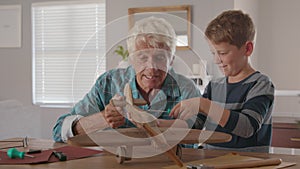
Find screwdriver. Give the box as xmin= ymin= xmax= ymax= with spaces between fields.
xmin=7 ymin=148 xmax=34 ymax=159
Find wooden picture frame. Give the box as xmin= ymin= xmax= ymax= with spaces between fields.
xmin=128 ymin=5 xmax=191 ymax=50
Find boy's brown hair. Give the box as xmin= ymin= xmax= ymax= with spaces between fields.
xmin=205 ymin=10 xmax=255 ymax=49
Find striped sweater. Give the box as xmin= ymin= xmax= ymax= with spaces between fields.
xmin=195 ymin=71 xmax=275 ymax=150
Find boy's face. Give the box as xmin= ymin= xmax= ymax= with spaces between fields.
xmin=209 ymin=41 xmax=249 ymax=77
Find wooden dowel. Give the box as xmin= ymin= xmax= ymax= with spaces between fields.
xmin=142 ymin=123 xmax=184 ymax=167
xmin=214 ymin=158 xmax=282 ymax=169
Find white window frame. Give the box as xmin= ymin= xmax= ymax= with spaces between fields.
xmin=32 ymin=0 xmax=106 ymax=108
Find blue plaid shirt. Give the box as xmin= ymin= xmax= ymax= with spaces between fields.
xmin=53 ymin=66 xmax=201 ymax=142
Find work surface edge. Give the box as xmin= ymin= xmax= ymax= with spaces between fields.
xmin=0 ymin=138 xmax=299 ymax=169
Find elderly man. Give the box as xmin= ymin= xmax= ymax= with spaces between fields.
xmin=52 ymin=17 xmax=201 ymax=143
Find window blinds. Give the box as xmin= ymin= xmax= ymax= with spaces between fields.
xmin=32 ymin=1 xmax=106 ymax=107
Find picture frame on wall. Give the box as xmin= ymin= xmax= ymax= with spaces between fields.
xmin=0 ymin=5 xmax=21 ymax=48
xmin=128 ymin=5 xmax=191 ymax=50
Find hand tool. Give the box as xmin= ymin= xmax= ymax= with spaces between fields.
xmin=7 ymin=148 xmax=34 ymax=159
xmin=53 ymin=150 xmax=67 ymax=161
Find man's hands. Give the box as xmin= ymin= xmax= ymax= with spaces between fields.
xmin=72 ymin=94 xmax=128 ymax=136
xmin=104 ymin=95 xmax=126 ymax=128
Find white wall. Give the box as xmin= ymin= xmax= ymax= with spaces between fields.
xmin=257 ymin=0 xmax=300 ymax=90
xmin=256 ymin=0 xmax=300 ymax=117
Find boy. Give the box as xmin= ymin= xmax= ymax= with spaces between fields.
xmin=170 ymin=10 xmax=275 ymax=152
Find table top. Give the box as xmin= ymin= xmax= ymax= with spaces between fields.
xmin=68 ymin=128 xmax=232 ymax=146
xmin=0 ymin=138 xmax=299 ymax=169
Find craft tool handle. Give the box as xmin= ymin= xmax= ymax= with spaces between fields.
xmin=7 ymin=148 xmax=34 ymax=159
xmin=53 ymin=151 xmax=67 ymax=161
xmin=27 ymin=149 xmax=42 ymax=154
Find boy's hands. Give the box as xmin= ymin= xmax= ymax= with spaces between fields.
xmin=170 ymin=97 xmax=230 ymax=128
xmin=169 ymin=97 xmax=202 ymax=120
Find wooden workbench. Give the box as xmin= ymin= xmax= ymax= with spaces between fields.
xmin=0 ymin=138 xmax=298 ymax=169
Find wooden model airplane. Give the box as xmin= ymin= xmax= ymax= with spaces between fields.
xmin=68 ymin=83 xmax=232 ymax=167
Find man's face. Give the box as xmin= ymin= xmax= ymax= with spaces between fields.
xmin=130 ymin=45 xmax=172 ymax=93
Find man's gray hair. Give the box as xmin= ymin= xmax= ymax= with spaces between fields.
xmin=127 ymin=16 xmax=177 ymax=58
